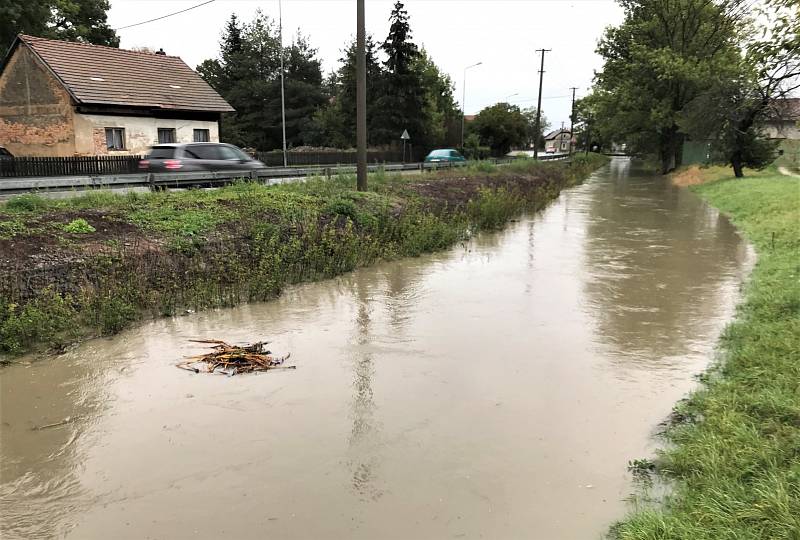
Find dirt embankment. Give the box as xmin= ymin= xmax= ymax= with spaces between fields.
xmin=0 ymin=155 xmax=608 ymax=355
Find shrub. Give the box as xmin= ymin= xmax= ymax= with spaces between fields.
xmin=5 ymin=194 xmax=48 ymax=212
xmin=63 ymin=218 xmax=96 ymax=234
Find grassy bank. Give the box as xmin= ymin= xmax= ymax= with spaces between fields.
xmin=0 ymin=155 xmax=608 ymax=356
xmin=613 ymin=168 xmax=800 ymax=538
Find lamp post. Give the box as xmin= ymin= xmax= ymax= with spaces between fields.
xmin=279 ymin=0 xmax=288 ymax=168
xmin=505 ymin=92 xmax=519 ymax=101
xmin=461 ymin=61 xmax=482 ymax=150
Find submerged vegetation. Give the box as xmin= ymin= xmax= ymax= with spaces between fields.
xmin=0 ymin=155 xmax=608 ymax=355
xmin=614 ymin=168 xmax=800 ymax=538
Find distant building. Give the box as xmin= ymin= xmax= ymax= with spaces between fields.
xmin=0 ymin=35 xmax=234 ymax=157
xmin=543 ymin=128 xmax=571 ymax=153
xmin=764 ymin=98 xmax=800 ymax=140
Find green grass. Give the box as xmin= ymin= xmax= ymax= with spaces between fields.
xmin=613 ymin=171 xmax=800 ymax=539
xmin=0 ymin=155 xmax=609 ymax=355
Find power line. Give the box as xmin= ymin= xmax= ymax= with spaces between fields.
xmin=115 ymin=0 xmax=216 ymax=30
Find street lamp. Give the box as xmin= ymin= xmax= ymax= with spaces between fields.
xmin=505 ymin=92 xmax=519 ymax=101
xmin=461 ymin=61 xmax=482 ymax=149
xmin=279 ymin=0 xmax=288 ymax=168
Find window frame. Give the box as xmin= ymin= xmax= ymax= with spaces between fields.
xmin=193 ymin=129 xmax=210 ymax=142
xmin=157 ymin=128 xmax=176 ymax=144
xmin=105 ymin=127 xmax=125 ymax=151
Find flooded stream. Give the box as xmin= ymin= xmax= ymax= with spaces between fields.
xmin=1 ymin=158 xmax=754 ymax=539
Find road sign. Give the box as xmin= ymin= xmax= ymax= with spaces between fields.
xmin=401 ymin=129 xmax=410 ymax=140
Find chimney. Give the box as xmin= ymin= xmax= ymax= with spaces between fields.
xmin=155 ymin=48 xmax=166 ymax=55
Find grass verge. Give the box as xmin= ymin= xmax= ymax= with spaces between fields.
xmin=0 ymin=154 xmax=608 ymax=356
xmin=612 ymin=168 xmax=800 ymax=538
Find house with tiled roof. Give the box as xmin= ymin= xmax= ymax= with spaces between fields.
xmin=543 ymin=128 xmax=572 ymax=153
xmin=0 ymin=35 xmax=234 ymax=157
xmin=764 ymin=98 xmax=800 ymax=140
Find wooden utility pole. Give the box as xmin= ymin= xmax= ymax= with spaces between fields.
xmin=356 ymin=0 xmax=367 ymax=191
xmin=533 ymin=49 xmax=551 ymax=160
xmin=569 ymin=87 xmax=577 ymax=156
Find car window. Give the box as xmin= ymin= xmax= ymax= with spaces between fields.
xmin=449 ymin=150 xmax=462 ymax=158
xmin=429 ymin=150 xmax=449 ymax=158
xmin=148 ymin=146 xmax=175 ymax=159
xmin=227 ymin=146 xmax=251 ymax=161
xmin=218 ymin=146 xmax=240 ymax=160
xmin=185 ymin=145 xmax=219 ymax=160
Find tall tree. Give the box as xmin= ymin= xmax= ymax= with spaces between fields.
xmin=329 ymin=35 xmax=384 ymax=146
xmin=1 ymin=0 xmax=118 ymax=53
xmin=593 ymin=0 xmax=744 ymax=173
xmin=373 ymin=1 xmax=430 ymax=147
xmin=197 ymin=11 xmax=326 ymax=150
xmin=414 ymin=48 xmax=461 ymax=148
xmin=522 ymin=107 xmax=550 ymax=149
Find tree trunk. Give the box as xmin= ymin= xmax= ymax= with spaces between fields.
xmin=659 ymin=125 xmax=680 ymax=174
xmin=731 ymin=154 xmax=744 ymax=178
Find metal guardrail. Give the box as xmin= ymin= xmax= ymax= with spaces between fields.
xmin=0 ymin=155 xmax=569 ymax=195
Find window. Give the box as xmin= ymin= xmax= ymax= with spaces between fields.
xmin=185 ymin=144 xmax=220 ymax=159
xmin=157 ymin=128 xmax=176 ymax=144
xmin=193 ymin=129 xmax=210 ymax=142
xmin=105 ymin=128 xmax=125 ymax=150
xmin=218 ymin=145 xmax=241 ymax=160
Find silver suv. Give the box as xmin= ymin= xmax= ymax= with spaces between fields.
xmin=139 ymin=143 xmax=266 ymax=172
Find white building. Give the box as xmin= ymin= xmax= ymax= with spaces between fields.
xmin=543 ymin=128 xmax=572 ymax=153
xmin=0 ymin=34 xmax=234 ymax=157
xmin=764 ymin=98 xmax=800 ymax=140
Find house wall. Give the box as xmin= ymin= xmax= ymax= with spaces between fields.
xmin=0 ymin=44 xmax=76 ymax=156
xmin=545 ymin=133 xmax=571 ymax=152
xmin=73 ymin=114 xmax=220 ymax=155
xmin=764 ymin=120 xmax=800 ymax=140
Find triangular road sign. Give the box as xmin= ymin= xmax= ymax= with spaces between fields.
xmin=401 ymin=129 xmax=411 ymax=140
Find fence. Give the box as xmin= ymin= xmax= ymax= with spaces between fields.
xmin=255 ymin=150 xmax=409 ymax=167
xmin=0 ymin=155 xmax=143 ymax=178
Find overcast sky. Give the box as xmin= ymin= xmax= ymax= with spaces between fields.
xmin=107 ymin=0 xmax=625 ymax=128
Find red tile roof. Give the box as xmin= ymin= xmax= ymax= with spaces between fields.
xmin=16 ymin=35 xmax=234 ymax=113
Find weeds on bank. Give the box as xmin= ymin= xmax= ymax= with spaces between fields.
xmin=0 ymin=155 xmax=610 ymax=355
xmin=613 ymin=173 xmax=800 ymax=539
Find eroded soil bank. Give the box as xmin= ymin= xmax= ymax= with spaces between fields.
xmin=0 ymin=156 xmax=606 ymax=355
xmin=0 ymin=158 xmax=755 ymax=539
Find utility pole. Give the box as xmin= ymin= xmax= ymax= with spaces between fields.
xmin=533 ymin=48 xmax=551 ymax=160
xmin=279 ymin=0 xmax=288 ymax=168
xmin=461 ymin=62 xmax=482 ymax=150
xmin=356 ymin=0 xmax=367 ymax=191
xmin=569 ymin=87 xmax=577 ymax=156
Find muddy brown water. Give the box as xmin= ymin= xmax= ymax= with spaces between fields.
xmin=1 ymin=158 xmax=754 ymax=539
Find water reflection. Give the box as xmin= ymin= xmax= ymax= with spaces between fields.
xmin=347 ymin=271 xmax=382 ymax=502
xmin=580 ymin=160 xmax=752 ymax=368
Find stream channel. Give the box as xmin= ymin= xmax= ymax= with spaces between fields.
xmin=0 ymin=157 xmax=754 ymax=539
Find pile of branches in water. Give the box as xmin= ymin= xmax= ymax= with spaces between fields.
xmin=177 ymin=339 xmax=293 ymax=376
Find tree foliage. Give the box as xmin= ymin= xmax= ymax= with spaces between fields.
xmin=592 ymin=0 xmax=799 ymax=176
xmin=592 ymin=0 xmax=744 ymax=173
xmin=200 ymin=2 xmax=459 ymax=154
xmin=680 ymin=0 xmax=799 ymax=176
xmin=472 ymin=103 xmax=528 ymax=156
xmin=1 ymin=0 xmax=118 ymax=53
xmin=197 ymin=11 xmax=325 ymax=150
xmin=522 ymin=107 xmax=550 ymax=149
xmin=371 ymin=1 xmax=429 ymax=146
